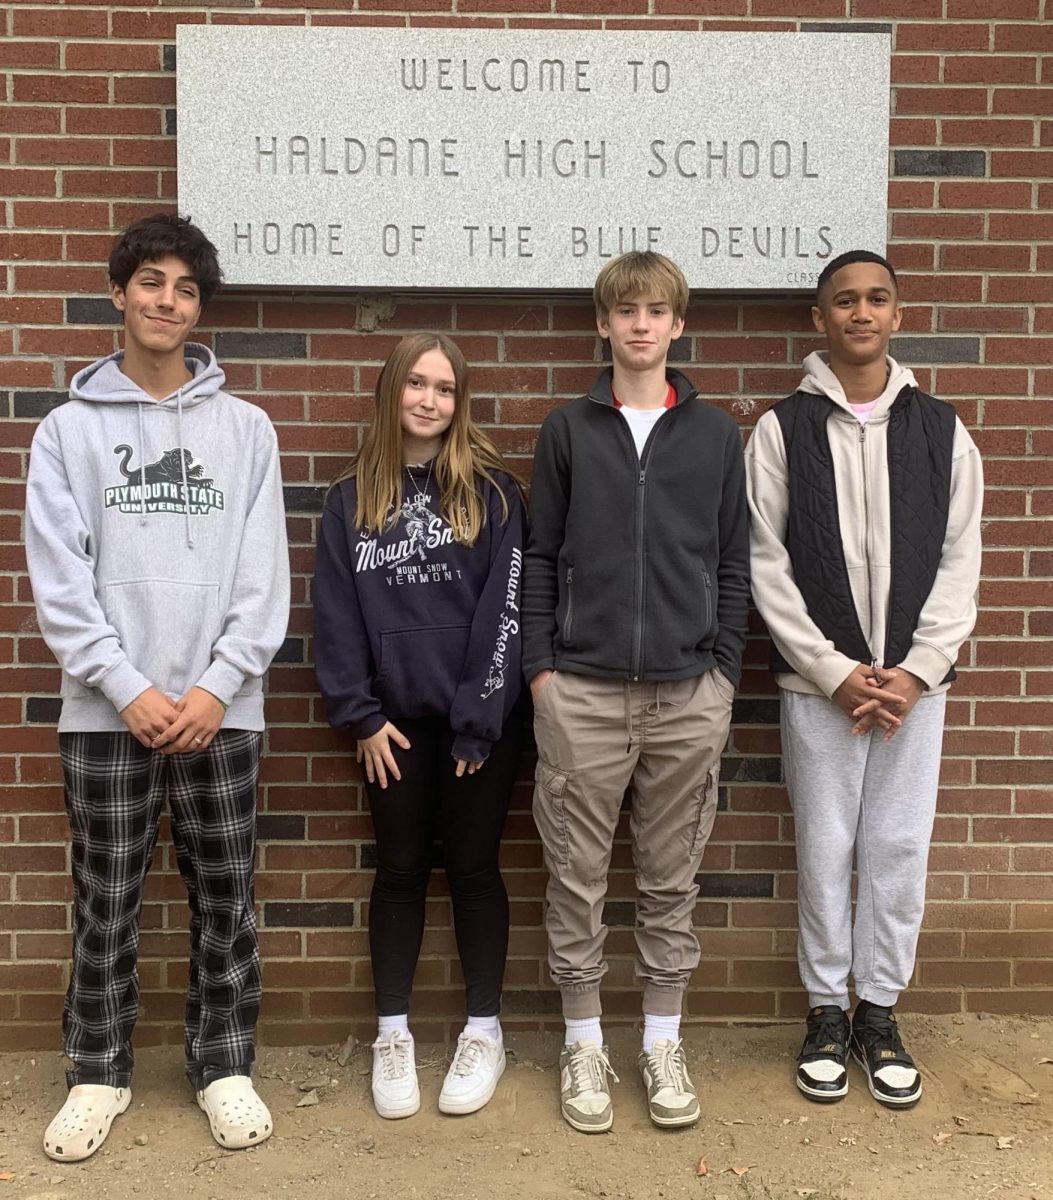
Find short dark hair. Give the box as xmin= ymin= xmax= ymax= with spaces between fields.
xmin=816 ymin=250 xmax=897 ymax=302
xmin=109 ymin=213 xmax=223 ymax=305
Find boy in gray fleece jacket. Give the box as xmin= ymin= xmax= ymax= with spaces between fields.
xmin=25 ymin=214 xmax=289 ymax=1161
xmin=746 ymin=250 xmax=983 ymax=1110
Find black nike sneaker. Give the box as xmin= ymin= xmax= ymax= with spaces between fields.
xmin=795 ymin=1005 xmax=851 ymax=1102
xmin=851 ymin=1003 xmax=922 ymax=1108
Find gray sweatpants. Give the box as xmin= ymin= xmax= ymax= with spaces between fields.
xmin=780 ymin=690 xmax=947 ymax=1010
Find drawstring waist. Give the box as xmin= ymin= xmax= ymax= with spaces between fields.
xmin=624 ymin=681 xmax=666 ymax=753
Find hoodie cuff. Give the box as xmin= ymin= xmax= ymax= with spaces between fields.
xmin=451 ymin=732 xmax=493 ymax=765
xmin=195 ymin=659 xmax=246 ymax=708
xmin=348 ymin=712 xmax=387 ymax=741
xmin=898 ymin=643 xmax=952 ymax=692
xmin=99 ymin=661 xmax=155 ymax=715
xmin=807 ymin=649 xmax=860 ymax=700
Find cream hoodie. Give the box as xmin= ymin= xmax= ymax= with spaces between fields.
xmin=745 ymin=353 xmax=983 ymax=698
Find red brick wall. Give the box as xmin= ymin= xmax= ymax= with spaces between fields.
xmin=2 ymin=0 xmax=1051 ymax=1049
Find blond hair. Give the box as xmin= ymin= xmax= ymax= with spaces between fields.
xmin=331 ymin=333 xmax=521 ymax=545
xmin=593 ymin=251 xmax=690 ymax=323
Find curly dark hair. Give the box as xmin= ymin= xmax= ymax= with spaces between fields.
xmin=108 ymin=213 xmax=223 ymax=305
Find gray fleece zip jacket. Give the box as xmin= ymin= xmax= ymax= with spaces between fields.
xmin=25 ymin=344 xmax=290 ymax=732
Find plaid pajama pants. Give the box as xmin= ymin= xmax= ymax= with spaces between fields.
xmin=58 ymin=729 xmax=263 ymax=1091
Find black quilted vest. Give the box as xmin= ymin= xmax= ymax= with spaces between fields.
xmin=770 ymin=386 xmax=957 ymax=683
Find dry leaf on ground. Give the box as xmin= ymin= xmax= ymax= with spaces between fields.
xmin=696 ymin=1158 xmax=708 ymax=1177
xmin=933 ymin=1131 xmax=954 ymax=1145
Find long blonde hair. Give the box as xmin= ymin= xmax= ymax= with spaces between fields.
xmin=332 ymin=333 xmax=521 ymax=545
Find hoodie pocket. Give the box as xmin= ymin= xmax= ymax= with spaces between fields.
xmin=375 ymin=623 xmax=471 ymax=718
xmin=101 ymin=578 xmax=221 ymax=699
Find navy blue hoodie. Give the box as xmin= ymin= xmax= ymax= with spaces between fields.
xmin=314 ymin=465 xmax=525 ymax=763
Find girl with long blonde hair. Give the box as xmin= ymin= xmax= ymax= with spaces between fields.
xmin=314 ymin=333 xmax=526 ymax=1121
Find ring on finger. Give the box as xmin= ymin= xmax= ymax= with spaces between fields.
xmin=193 ymin=736 xmax=203 ymax=746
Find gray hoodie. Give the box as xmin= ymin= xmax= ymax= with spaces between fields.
xmin=746 ymin=352 xmax=983 ymax=698
xmin=25 ymin=344 xmax=290 ymax=732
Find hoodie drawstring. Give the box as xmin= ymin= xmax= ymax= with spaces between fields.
xmin=136 ymin=402 xmax=147 ymax=526
xmin=175 ymin=387 xmax=194 ymax=548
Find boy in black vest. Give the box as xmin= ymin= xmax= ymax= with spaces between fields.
xmin=746 ymin=250 xmax=982 ymax=1108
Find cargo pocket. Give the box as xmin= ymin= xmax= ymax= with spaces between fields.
xmin=532 ymin=758 xmax=570 ymax=866
xmin=690 ymin=765 xmax=720 ymax=857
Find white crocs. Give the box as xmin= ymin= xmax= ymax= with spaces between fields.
xmin=43 ymin=1084 xmax=131 ymax=1162
xmin=196 ymin=1075 xmax=273 ymax=1149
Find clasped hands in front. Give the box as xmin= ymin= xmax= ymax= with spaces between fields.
xmin=832 ymin=663 xmax=926 ymax=741
xmin=120 ymin=685 xmax=225 ymax=754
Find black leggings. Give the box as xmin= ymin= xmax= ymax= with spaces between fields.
xmin=365 ymin=715 xmax=523 ymax=1017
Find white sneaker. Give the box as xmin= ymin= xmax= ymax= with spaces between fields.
xmin=438 ymin=1031 xmax=506 ymax=1115
xmin=371 ymin=1030 xmax=420 ymax=1119
xmin=559 ymin=1041 xmax=618 ymax=1133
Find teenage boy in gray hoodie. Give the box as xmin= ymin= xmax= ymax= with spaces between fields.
xmin=746 ymin=250 xmax=983 ymax=1109
xmin=25 ymin=214 xmax=290 ymax=1160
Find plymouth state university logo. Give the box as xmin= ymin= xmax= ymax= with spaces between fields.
xmin=103 ymin=445 xmax=224 ymax=515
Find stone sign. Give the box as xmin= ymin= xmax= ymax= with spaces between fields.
xmin=176 ymin=28 xmax=890 ymax=292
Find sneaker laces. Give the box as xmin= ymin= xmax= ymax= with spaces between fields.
xmin=647 ymin=1039 xmax=689 ymax=1092
xmin=569 ymin=1043 xmax=619 ymax=1095
xmin=804 ymin=1008 xmax=849 ymax=1054
xmin=448 ymin=1032 xmax=488 ymax=1079
xmin=856 ymin=1009 xmax=912 ymax=1063
xmin=375 ymin=1032 xmax=413 ymax=1081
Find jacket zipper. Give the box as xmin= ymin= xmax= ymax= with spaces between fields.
xmin=701 ymin=567 xmax=713 ymax=636
xmin=858 ymin=423 xmax=874 ymax=656
xmin=562 ymin=567 xmax=575 ymax=642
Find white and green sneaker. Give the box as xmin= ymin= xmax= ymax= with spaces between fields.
xmin=638 ymin=1039 xmax=700 ymax=1128
xmin=559 ymin=1041 xmax=618 ymax=1133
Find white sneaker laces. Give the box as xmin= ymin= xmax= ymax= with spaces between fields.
xmin=376 ymin=1032 xmax=413 ymax=1081
xmin=569 ymin=1043 xmax=619 ymax=1094
xmin=449 ymin=1032 xmax=487 ymax=1078
xmin=649 ymin=1039 xmax=689 ymax=1092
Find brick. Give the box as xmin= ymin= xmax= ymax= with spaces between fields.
xmin=16 ymin=138 xmax=110 ymax=167
xmin=995 ymin=87 xmax=1053 ymax=115
xmin=895 ymin=23 xmax=992 ymax=51
xmin=945 ymin=54 xmax=1037 ymax=84
xmin=801 ymin=20 xmax=891 ymax=32
xmin=940 ymin=181 xmax=1033 ymax=209
xmin=893 ymin=213 xmax=985 ymax=240
xmin=13 ymin=9 xmax=108 ymax=37
xmin=13 ymin=75 xmax=108 ymax=104
xmin=995 ymin=22 xmax=1053 ymax=52
xmin=111 ymin=10 xmax=208 ymax=38
xmin=942 ymin=118 xmax=1035 ymax=146
xmin=891 ymin=336 xmax=980 ymax=364
xmin=65 ymin=42 xmax=161 ymax=71
xmin=940 ymin=243 xmax=1031 ymax=272
xmin=893 ymin=149 xmax=985 ymax=177
xmin=896 ymin=87 xmax=988 ymax=115
xmin=940 ymin=307 xmax=1027 ymax=333
xmin=0 ymin=41 xmax=60 ymax=68
xmin=215 ymin=333 xmax=308 ymax=359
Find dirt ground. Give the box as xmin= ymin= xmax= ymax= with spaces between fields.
xmin=1 ymin=1015 xmax=1050 ymax=1200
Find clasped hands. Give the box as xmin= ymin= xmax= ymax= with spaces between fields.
xmin=832 ymin=663 xmax=926 ymax=741
xmin=119 ymin=685 xmax=225 ymax=754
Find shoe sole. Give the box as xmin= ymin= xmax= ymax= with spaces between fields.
xmin=649 ymin=1103 xmax=700 ymax=1128
xmin=795 ymin=1074 xmax=848 ymax=1103
xmin=373 ymin=1093 xmax=421 ymax=1120
xmin=438 ymin=1055 xmax=506 ymax=1115
xmin=851 ymin=1047 xmax=922 ymax=1108
xmin=561 ymin=1106 xmax=614 ymax=1134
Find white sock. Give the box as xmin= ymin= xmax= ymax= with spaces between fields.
xmin=465 ymin=1015 xmax=501 ymax=1041
xmin=377 ymin=1014 xmax=410 ymax=1040
xmin=565 ymin=1017 xmax=603 ymax=1048
xmin=642 ymin=1013 xmax=681 ymax=1054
